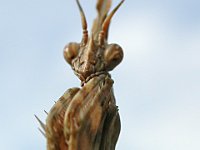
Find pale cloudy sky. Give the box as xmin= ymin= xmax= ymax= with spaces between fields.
xmin=0 ymin=0 xmax=200 ymax=150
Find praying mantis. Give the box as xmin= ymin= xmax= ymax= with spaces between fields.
xmin=36 ymin=0 xmax=124 ymax=149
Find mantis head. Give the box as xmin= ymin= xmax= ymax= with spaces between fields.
xmin=63 ymin=0 xmax=124 ymax=82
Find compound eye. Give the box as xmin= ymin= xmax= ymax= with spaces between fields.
xmin=104 ymin=44 xmax=123 ymax=71
xmin=63 ymin=42 xmax=80 ymax=64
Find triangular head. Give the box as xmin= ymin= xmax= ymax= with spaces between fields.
xmin=63 ymin=0 xmax=124 ymax=83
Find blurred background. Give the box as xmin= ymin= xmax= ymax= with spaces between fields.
xmin=0 ymin=0 xmax=200 ymax=149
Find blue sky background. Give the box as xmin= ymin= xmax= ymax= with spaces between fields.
xmin=0 ymin=0 xmax=200 ymax=149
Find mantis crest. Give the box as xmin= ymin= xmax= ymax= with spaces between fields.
xmin=36 ymin=0 xmax=124 ymax=149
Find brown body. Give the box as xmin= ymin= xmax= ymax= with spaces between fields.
xmin=46 ymin=74 xmax=120 ymax=150
xmin=36 ymin=0 xmax=124 ymax=149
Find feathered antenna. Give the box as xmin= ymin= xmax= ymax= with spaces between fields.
xmin=76 ymin=0 xmax=88 ymax=45
xmin=99 ymin=0 xmax=124 ymax=45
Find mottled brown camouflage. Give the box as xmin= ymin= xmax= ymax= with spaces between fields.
xmin=36 ymin=0 xmax=124 ymax=150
